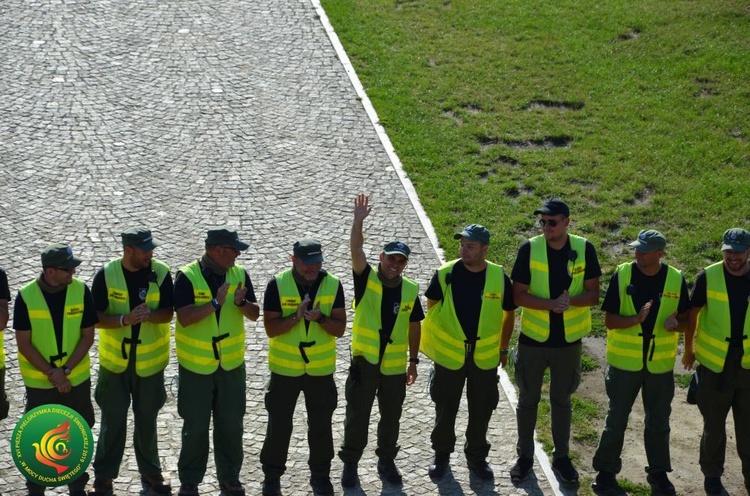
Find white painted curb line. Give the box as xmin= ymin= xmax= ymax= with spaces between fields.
xmin=310 ymin=1 xmax=561 ymax=494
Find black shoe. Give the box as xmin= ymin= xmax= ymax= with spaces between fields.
xmin=141 ymin=474 xmax=171 ymax=495
xmin=377 ymin=458 xmax=403 ymax=485
xmin=310 ymin=475 xmax=334 ymax=496
xmin=510 ymin=456 xmax=533 ymax=483
xmin=341 ymin=462 xmax=358 ymax=488
xmin=467 ymin=459 xmax=494 ymax=480
xmin=428 ymin=452 xmax=450 ymax=479
xmin=261 ymin=478 xmax=281 ymax=496
xmin=219 ymin=481 xmax=245 ymax=496
xmin=647 ymin=472 xmax=676 ymax=496
xmin=592 ymin=471 xmax=619 ymax=494
xmin=177 ymin=483 xmax=199 ymax=496
xmin=89 ymin=479 xmax=113 ymax=496
xmin=70 ymin=491 xmax=88 ymax=496
xmin=704 ymin=477 xmax=724 ymax=496
xmin=552 ymin=456 xmax=579 ymax=485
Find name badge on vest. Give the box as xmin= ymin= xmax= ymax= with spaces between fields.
xmin=66 ymin=305 xmax=84 ymax=318
xmin=138 ymin=287 xmax=148 ymax=302
xmin=108 ymin=289 xmax=127 ymax=304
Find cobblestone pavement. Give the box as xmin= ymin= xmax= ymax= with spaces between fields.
xmin=0 ymin=1 xmax=552 ymax=494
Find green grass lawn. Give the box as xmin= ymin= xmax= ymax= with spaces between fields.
xmin=321 ymin=0 xmax=750 ymax=281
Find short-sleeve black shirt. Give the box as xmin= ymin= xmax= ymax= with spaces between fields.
xmin=173 ymin=261 xmax=257 ymax=324
xmin=690 ymin=266 xmax=750 ymax=359
xmin=0 ymin=268 xmax=10 ymax=301
xmin=353 ymin=264 xmax=425 ymax=356
xmin=511 ymin=237 xmax=602 ymax=348
xmin=263 ymin=269 xmax=346 ymax=334
xmin=601 ymin=262 xmax=690 ymax=361
xmin=14 ymin=278 xmax=99 ymax=355
xmin=424 ymin=260 xmax=516 ymax=342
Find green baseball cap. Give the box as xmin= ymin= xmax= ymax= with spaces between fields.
xmin=121 ymin=227 xmax=160 ymax=251
xmin=628 ymin=229 xmax=666 ymax=252
xmin=294 ymin=238 xmax=324 ymax=264
xmin=205 ymin=227 xmax=249 ymax=251
xmin=382 ymin=241 xmax=410 ymax=260
xmin=41 ymin=243 xmax=82 ymax=269
xmin=721 ymin=228 xmax=750 ymax=252
xmin=454 ymin=224 xmax=490 ymax=245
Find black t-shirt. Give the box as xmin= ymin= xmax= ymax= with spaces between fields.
xmin=353 ymin=264 xmax=425 ymax=356
xmin=263 ymin=269 xmax=346 ymax=334
xmin=91 ymin=261 xmax=174 ymax=358
xmin=601 ymin=262 xmax=690 ymax=361
xmin=690 ymin=266 xmax=750 ymax=359
xmin=511 ymin=237 xmax=602 ymax=348
xmin=424 ymin=260 xmax=516 ymax=342
xmin=14 ymin=278 xmax=99 ymax=357
xmin=174 ymin=261 xmax=257 ymax=324
xmin=0 ymin=268 xmax=10 ymax=301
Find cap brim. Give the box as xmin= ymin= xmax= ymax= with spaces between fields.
xmin=58 ymin=257 xmax=83 ymax=269
xmin=136 ymin=240 xmax=159 ymax=251
xmin=232 ymin=241 xmax=250 ymax=251
xmin=382 ymin=250 xmax=409 ymax=260
xmin=533 ymin=209 xmax=547 ymax=215
xmin=300 ymin=254 xmax=324 ymax=264
xmin=722 ymin=243 xmax=750 ymax=252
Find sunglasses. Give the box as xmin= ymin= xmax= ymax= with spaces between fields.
xmin=539 ymin=219 xmax=562 ymax=227
xmin=54 ymin=267 xmax=76 ymax=273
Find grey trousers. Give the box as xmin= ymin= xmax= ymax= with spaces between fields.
xmin=514 ymin=342 xmax=582 ymax=459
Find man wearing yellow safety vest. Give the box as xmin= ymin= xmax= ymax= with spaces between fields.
xmin=260 ymin=239 xmax=346 ymax=496
xmin=510 ymin=199 xmax=601 ymax=485
xmin=89 ymin=228 xmax=175 ymax=496
xmin=422 ymin=224 xmax=516 ymax=481
xmin=14 ymin=243 xmax=98 ymax=496
xmin=0 ymin=267 xmax=10 ymax=422
xmin=339 ymin=194 xmax=424 ymax=489
xmin=683 ymin=228 xmax=750 ymax=496
xmin=173 ymin=227 xmax=259 ymax=496
xmin=592 ymin=230 xmax=689 ymax=496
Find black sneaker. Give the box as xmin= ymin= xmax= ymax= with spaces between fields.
xmin=177 ymin=483 xmax=199 ymax=496
xmin=551 ymin=456 xmax=579 ymax=485
xmin=341 ymin=461 xmax=358 ymax=488
xmin=592 ymin=471 xmax=620 ymax=495
xmin=467 ymin=459 xmax=494 ymax=480
xmin=647 ymin=472 xmax=676 ymax=496
xmin=309 ymin=475 xmax=334 ymax=496
xmin=219 ymin=480 xmax=245 ymax=496
xmin=704 ymin=477 xmax=724 ymax=496
xmin=377 ymin=459 xmax=403 ymax=485
xmin=141 ymin=474 xmax=171 ymax=495
xmin=261 ymin=478 xmax=281 ymax=496
xmin=428 ymin=452 xmax=450 ymax=478
xmin=510 ymin=456 xmax=533 ymax=483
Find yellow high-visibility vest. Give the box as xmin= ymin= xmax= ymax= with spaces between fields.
xmin=18 ymin=279 xmax=90 ymax=388
xmin=520 ymin=234 xmax=591 ymax=342
xmin=98 ymin=259 xmax=171 ymax=377
xmin=351 ymin=269 xmax=419 ymax=375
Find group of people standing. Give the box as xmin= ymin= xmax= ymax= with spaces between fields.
xmin=0 ymin=195 xmax=748 ymax=496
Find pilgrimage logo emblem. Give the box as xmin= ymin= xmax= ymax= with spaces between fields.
xmin=11 ymin=404 xmax=92 ymax=486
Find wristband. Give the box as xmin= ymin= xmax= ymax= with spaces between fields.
xmin=408 ymin=357 xmax=419 ymax=364
xmin=211 ymin=298 xmax=222 ymax=310
xmin=119 ymin=314 xmax=127 ymax=327
xmin=62 ymin=365 xmax=72 ymax=376
xmin=500 ymin=349 xmax=509 ymax=355
xmin=317 ymin=314 xmax=327 ymax=325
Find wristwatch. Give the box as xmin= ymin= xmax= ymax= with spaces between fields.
xmin=408 ymin=357 xmax=419 ymax=364
xmin=317 ymin=314 xmax=327 ymax=325
xmin=62 ymin=365 xmax=72 ymax=376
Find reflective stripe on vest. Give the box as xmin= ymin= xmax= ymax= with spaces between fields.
xmin=351 ymin=269 xmax=419 ymax=375
xmin=420 ymin=259 xmax=504 ymax=370
xmin=606 ymin=262 xmax=681 ymax=373
xmin=268 ymin=269 xmax=339 ymax=376
xmin=520 ymin=234 xmax=591 ymax=342
xmin=18 ymin=279 xmax=90 ymax=388
xmin=98 ymin=259 xmax=171 ymax=376
xmin=175 ymin=261 xmax=246 ymax=374
xmin=0 ymin=332 xmax=4 ymax=367
xmin=695 ymin=262 xmax=750 ymax=373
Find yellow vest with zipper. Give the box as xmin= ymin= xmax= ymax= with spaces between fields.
xmin=606 ymin=262 xmax=682 ymax=373
xmin=18 ymin=278 xmax=90 ymax=388
xmin=520 ymin=234 xmax=591 ymax=343
xmin=268 ymin=269 xmax=339 ymax=377
xmin=98 ymin=259 xmax=171 ymax=376
xmin=175 ymin=261 xmax=246 ymax=374
xmin=351 ymin=268 xmax=419 ymax=375
xmin=420 ymin=259 xmax=505 ymax=370
xmin=695 ymin=262 xmax=750 ymax=373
